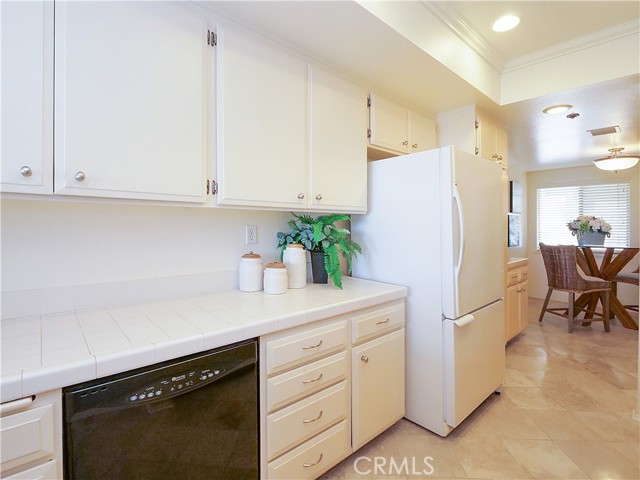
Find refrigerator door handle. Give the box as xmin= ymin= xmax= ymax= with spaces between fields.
xmin=453 ymin=185 xmax=465 ymax=278
xmin=452 ymin=314 xmax=474 ymax=327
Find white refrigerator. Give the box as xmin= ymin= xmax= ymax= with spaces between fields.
xmin=352 ymin=146 xmax=505 ymax=437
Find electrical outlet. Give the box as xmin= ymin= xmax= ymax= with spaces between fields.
xmin=245 ymin=225 xmax=257 ymax=244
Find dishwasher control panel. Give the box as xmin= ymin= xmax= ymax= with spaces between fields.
xmin=126 ymin=366 xmax=226 ymax=403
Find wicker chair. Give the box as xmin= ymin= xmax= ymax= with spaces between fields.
xmin=538 ymin=243 xmax=611 ymax=333
xmin=612 ymin=268 xmax=639 ymax=313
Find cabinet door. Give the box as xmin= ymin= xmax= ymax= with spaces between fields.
xmin=477 ymin=111 xmax=498 ymax=162
xmin=369 ymin=93 xmax=408 ymax=153
xmin=309 ymin=66 xmax=367 ymax=213
xmin=54 ymin=2 xmax=207 ymax=202
xmin=216 ymin=25 xmax=307 ymax=209
xmin=409 ymin=111 xmax=437 ymax=153
xmin=352 ymin=329 xmax=404 ymax=450
xmin=518 ymin=280 xmax=529 ymax=333
xmin=1 ymin=1 xmax=53 ymax=194
xmin=496 ymin=126 xmax=508 ymax=168
xmin=505 ymin=283 xmax=520 ymax=342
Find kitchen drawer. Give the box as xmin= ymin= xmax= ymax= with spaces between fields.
xmin=4 ymin=459 xmax=58 ymax=479
xmin=265 ymin=319 xmax=347 ymax=376
xmin=267 ymin=351 xmax=347 ymax=413
xmin=0 ymin=403 xmax=54 ymax=472
xmin=507 ymin=267 xmax=528 ymax=286
xmin=266 ymin=381 xmax=348 ymax=461
xmin=351 ymin=301 xmax=404 ymax=344
xmin=267 ymin=420 xmax=350 ymax=480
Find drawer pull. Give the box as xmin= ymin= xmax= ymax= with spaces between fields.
xmin=302 ymin=339 xmax=323 ymax=350
xmin=302 ymin=373 xmax=324 ymax=384
xmin=0 ymin=395 xmax=34 ymax=415
xmin=302 ymin=410 xmax=323 ymax=424
xmin=361 ymin=355 xmax=369 ymax=364
xmin=522 ymin=271 xmax=528 ymax=276
xmin=303 ymin=453 xmax=324 ymax=468
xmin=375 ymin=318 xmax=390 ymax=325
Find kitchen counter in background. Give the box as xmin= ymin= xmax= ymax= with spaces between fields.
xmin=0 ymin=277 xmax=406 ymax=403
xmin=507 ymin=257 xmax=528 ymax=268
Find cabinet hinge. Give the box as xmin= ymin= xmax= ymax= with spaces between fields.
xmin=211 ymin=180 xmax=218 ymax=195
xmin=474 ymin=120 xmax=479 ymax=129
xmin=475 ymin=147 xmax=479 ymax=155
xmin=206 ymin=179 xmax=210 ymax=195
xmin=367 ymin=128 xmax=371 ymax=139
xmin=367 ymin=95 xmax=371 ymax=108
xmin=207 ymin=30 xmax=217 ymax=47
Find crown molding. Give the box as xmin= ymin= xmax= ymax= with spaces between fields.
xmin=504 ymin=20 xmax=640 ymax=73
xmin=420 ymin=1 xmax=507 ymax=72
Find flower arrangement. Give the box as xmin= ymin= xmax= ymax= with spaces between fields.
xmin=567 ymin=215 xmax=612 ymax=238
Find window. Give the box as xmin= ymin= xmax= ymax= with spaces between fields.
xmin=537 ymin=182 xmax=631 ymax=247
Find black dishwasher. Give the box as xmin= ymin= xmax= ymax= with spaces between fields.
xmin=63 ymin=339 xmax=258 ymax=480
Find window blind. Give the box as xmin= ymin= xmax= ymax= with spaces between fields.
xmin=536 ymin=182 xmax=631 ymax=247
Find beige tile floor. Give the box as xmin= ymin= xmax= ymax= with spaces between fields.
xmin=322 ymin=298 xmax=639 ymax=479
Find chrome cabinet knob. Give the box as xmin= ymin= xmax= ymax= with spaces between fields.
xmin=315 ymin=194 xmax=322 ymax=201
xmin=297 ymin=193 xmax=305 ymax=200
xmin=412 ymin=144 xmax=418 ymax=149
xmin=75 ymin=171 xmax=86 ymax=182
xmin=402 ymin=140 xmax=408 ymax=146
xmin=361 ymin=355 xmax=369 ymax=364
xmin=20 ymin=166 xmax=32 ymax=177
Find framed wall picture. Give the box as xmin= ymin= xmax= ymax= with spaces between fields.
xmin=509 ymin=181 xmax=523 ymax=214
xmin=508 ymin=213 xmax=521 ymax=248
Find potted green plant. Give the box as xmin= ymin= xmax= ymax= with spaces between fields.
xmin=277 ymin=213 xmax=362 ymax=289
xmin=567 ymin=215 xmax=612 ymax=245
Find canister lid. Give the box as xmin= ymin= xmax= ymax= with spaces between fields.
xmin=242 ymin=252 xmax=261 ymax=259
xmin=265 ymin=262 xmax=286 ymax=269
xmin=287 ymin=243 xmax=304 ymax=249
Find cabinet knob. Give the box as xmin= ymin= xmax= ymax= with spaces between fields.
xmin=360 ymin=355 xmax=369 ymax=364
xmin=297 ymin=193 xmax=305 ymax=200
xmin=402 ymin=140 xmax=408 ymax=146
xmin=315 ymin=194 xmax=322 ymax=201
xmin=412 ymin=144 xmax=418 ymax=149
xmin=20 ymin=166 xmax=32 ymax=177
xmin=75 ymin=171 xmax=86 ymax=182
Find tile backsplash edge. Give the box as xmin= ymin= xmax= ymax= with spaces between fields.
xmin=1 ymin=270 xmax=239 ymax=320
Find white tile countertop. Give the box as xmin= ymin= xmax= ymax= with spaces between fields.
xmin=0 ymin=277 xmax=406 ymax=403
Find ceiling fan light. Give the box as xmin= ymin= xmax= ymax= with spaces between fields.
xmin=593 ymin=147 xmax=640 ymax=172
xmin=543 ymin=104 xmax=573 ymax=114
xmin=492 ymin=15 xmax=520 ymax=32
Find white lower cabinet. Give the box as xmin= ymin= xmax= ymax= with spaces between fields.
xmin=260 ymin=299 xmax=405 ymax=479
xmin=352 ymin=329 xmax=405 ymax=450
xmin=0 ymin=390 xmax=62 ymax=479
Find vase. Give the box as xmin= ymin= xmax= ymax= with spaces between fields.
xmin=578 ymin=231 xmax=606 ymax=246
xmin=310 ymin=251 xmax=328 ymax=284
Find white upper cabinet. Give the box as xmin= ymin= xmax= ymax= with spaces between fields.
xmin=309 ymin=66 xmax=367 ymax=213
xmin=368 ymin=93 xmax=409 ymax=153
xmin=408 ymin=110 xmax=438 ymax=153
xmin=54 ymin=1 xmax=208 ymax=202
xmin=368 ymin=93 xmax=437 ymax=156
xmin=216 ymin=24 xmax=307 ymax=209
xmin=1 ymin=1 xmax=54 ymax=194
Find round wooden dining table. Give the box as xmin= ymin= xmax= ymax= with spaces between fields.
xmin=575 ymin=246 xmax=639 ymax=330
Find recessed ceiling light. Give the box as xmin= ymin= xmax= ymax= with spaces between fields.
xmin=492 ymin=15 xmax=520 ymax=32
xmin=542 ymin=104 xmax=573 ymax=114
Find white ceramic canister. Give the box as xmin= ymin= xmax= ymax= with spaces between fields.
xmin=263 ymin=262 xmax=288 ymax=295
xmin=239 ymin=252 xmax=263 ymax=292
xmin=282 ymin=244 xmax=307 ymax=289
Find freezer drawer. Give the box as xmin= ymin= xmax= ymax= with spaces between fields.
xmin=443 ymin=300 xmax=505 ymax=429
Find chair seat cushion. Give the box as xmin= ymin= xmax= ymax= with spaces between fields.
xmin=614 ymin=272 xmax=639 ymax=286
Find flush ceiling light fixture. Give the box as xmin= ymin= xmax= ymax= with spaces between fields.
xmin=542 ymin=104 xmax=573 ymax=114
xmin=593 ymin=147 xmax=639 ymax=172
xmin=492 ymin=15 xmax=520 ymax=32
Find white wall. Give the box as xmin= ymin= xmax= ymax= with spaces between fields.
xmin=1 ymin=199 xmax=291 ymax=291
xmin=526 ymin=165 xmax=640 ymax=304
